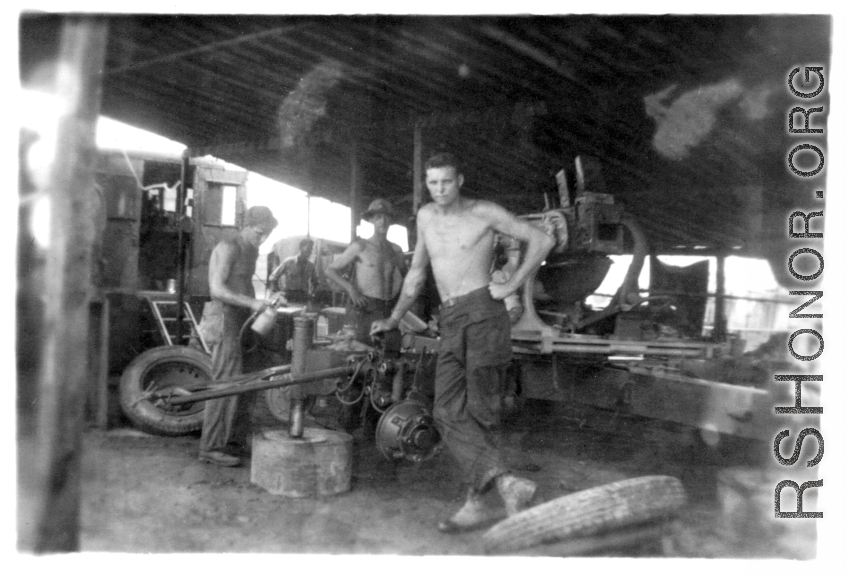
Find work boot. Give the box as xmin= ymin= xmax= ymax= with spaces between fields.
xmin=199 ymin=450 xmax=241 ymax=467
xmin=226 ymin=442 xmax=252 ymax=458
xmin=496 ymin=474 xmax=537 ymax=516
xmin=437 ymin=490 xmax=501 ymax=533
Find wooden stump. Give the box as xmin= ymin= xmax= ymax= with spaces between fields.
xmin=251 ymin=428 xmax=353 ymax=498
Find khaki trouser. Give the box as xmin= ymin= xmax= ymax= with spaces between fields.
xmin=199 ymin=302 xmax=256 ymax=453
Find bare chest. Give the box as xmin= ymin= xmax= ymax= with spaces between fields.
xmin=424 ymin=215 xmax=492 ymax=260
xmin=357 ymin=241 xmax=396 ymax=274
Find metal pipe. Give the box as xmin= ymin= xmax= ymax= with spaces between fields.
xmin=289 ymin=315 xmax=313 ymax=438
xmin=289 ymin=400 xmax=305 ymax=438
xmin=291 ymin=317 xmax=313 ymax=374
xmin=595 ymin=289 xmax=796 ymax=305
xmin=616 ymin=214 xmax=649 ymax=306
xmin=166 ymin=365 xmax=354 ymax=405
xmin=510 ymin=267 xmax=549 ymax=333
xmin=289 ymin=402 xmax=305 ymax=439
xmin=391 ymin=363 xmax=405 ymax=403
xmin=512 ymin=343 xmax=709 ymax=358
xmin=162 ymin=364 xmax=292 ymax=393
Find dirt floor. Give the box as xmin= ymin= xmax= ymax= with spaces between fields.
xmin=17 ymin=381 xmax=817 ymax=559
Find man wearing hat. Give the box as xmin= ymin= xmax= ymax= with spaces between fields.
xmin=197 ymin=205 xmax=278 ymax=467
xmin=325 ymin=198 xmax=408 ymax=344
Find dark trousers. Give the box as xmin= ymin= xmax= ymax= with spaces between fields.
xmin=434 ymin=287 xmax=511 ymax=493
xmin=347 ymin=295 xmax=398 ymax=344
xmin=284 ymin=289 xmax=309 ymax=305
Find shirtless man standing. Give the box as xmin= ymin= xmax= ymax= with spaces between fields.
xmin=198 ymin=206 xmax=278 ymax=467
xmin=268 ymin=237 xmax=319 ymax=305
xmin=325 ymin=198 xmax=407 ymax=343
xmin=371 ymin=153 xmax=554 ymax=532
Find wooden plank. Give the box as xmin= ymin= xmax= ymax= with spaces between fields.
xmin=30 ymin=17 xmax=108 ymax=552
xmin=412 ymin=121 xmax=423 ymax=215
xmin=517 ymin=358 xmax=772 ymax=440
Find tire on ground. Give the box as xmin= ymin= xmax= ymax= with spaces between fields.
xmin=482 ymin=475 xmax=687 ymax=554
xmin=119 ymin=345 xmax=212 ymax=436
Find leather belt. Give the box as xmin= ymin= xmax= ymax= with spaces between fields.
xmin=441 ymin=286 xmax=490 ymax=309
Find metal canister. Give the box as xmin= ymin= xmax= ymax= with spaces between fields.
xmin=251 ymin=306 xmax=277 ymax=336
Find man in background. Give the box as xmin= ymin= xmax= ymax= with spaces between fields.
xmin=269 ymin=237 xmax=319 ymax=306
xmin=325 ymin=199 xmax=407 ymax=343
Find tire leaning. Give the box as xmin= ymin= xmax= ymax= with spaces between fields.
xmin=119 ymin=345 xmax=213 ymax=436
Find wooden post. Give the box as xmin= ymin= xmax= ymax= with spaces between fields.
xmin=410 ymin=121 xmax=423 ymax=250
xmin=86 ymin=297 xmax=110 ymax=429
xmin=713 ymin=253 xmax=728 ymax=342
xmin=349 ymin=141 xmax=359 ymax=242
xmin=175 ymin=150 xmax=190 ymax=345
xmin=31 ymin=17 xmax=108 ymax=552
xmin=412 ymin=121 xmax=423 ymax=214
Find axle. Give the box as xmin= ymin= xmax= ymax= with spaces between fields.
xmin=163 ymin=365 xmax=356 ymax=406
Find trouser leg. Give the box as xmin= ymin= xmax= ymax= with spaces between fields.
xmin=199 ymin=397 xmax=239 ymax=452
xmin=433 ymin=315 xmax=509 ymax=492
xmin=199 ymin=330 xmax=243 ymax=453
xmin=228 ymin=390 xmax=257 ymax=448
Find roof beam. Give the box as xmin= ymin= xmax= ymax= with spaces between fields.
xmin=479 ymin=24 xmax=577 ymax=82
xmin=104 ymin=21 xmax=314 ymax=75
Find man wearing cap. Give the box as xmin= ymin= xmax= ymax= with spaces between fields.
xmin=198 ymin=205 xmax=278 ymax=467
xmin=371 ymin=153 xmax=554 ymax=532
xmin=325 ymin=198 xmax=408 ymax=344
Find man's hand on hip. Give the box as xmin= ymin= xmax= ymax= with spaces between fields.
xmin=488 ymin=281 xmax=516 ymax=301
xmin=348 ymin=286 xmax=367 ymax=308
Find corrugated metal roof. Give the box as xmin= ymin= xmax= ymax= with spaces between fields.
xmin=20 ymin=14 xmax=831 ymax=264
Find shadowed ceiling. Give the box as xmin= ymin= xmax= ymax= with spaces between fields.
xmin=20 ymin=13 xmax=831 ymax=274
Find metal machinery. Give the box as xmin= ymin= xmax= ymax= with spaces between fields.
xmin=119 ymin=154 xmax=777 ymax=451
xmin=345 ymin=330 xmax=441 ymax=463
xmin=501 ymin=158 xmax=775 ymax=444
xmin=131 ymin=316 xmax=444 ymax=463
xmin=99 ymin=146 xmax=443 ymax=455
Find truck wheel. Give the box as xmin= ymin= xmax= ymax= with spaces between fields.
xmin=119 ymin=346 xmax=212 ymax=436
xmin=483 ymin=475 xmax=687 ymax=554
